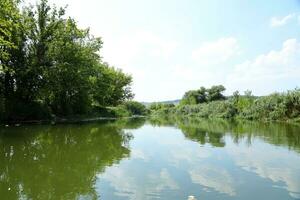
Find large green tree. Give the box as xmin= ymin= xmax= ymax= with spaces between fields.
xmin=90 ymin=64 xmax=133 ymax=107
xmin=0 ymin=0 xmax=26 ymax=119
xmin=0 ymin=0 xmax=133 ymax=121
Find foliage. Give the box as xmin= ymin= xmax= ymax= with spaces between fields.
xmin=152 ymin=87 xmax=300 ymax=122
xmin=238 ymin=89 xmax=300 ymax=121
xmin=207 ymin=85 xmax=226 ymax=101
xmin=176 ymin=100 xmax=236 ymax=119
xmin=0 ymin=0 xmax=133 ymax=121
xmin=149 ymin=102 xmax=175 ymax=111
xmin=110 ymin=105 xmax=131 ymax=118
xmin=122 ymin=101 xmax=148 ymax=116
xmin=110 ymin=101 xmax=148 ymax=117
xmin=90 ymin=64 xmax=133 ymax=108
xmin=180 ymin=85 xmax=225 ymax=106
xmin=149 ymin=103 xmax=176 ymax=116
xmin=0 ymin=0 xmax=20 ymax=63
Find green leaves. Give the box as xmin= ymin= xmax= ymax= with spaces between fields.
xmin=90 ymin=63 xmax=133 ymax=107
xmin=0 ymin=0 xmax=20 ymax=65
xmin=1 ymin=0 xmax=133 ymax=120
xmin=159 ymin=88 xmax=300 ymax=122
xmin=180 ymin=85 xmax=226 ymax=106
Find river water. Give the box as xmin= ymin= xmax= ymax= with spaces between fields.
xmin=0 ymin=117 xmax=300 ymax=200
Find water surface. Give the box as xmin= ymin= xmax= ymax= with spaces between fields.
xmin=0 ymin=118 xmax=300 ymax=200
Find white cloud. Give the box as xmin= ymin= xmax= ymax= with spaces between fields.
xmin=270 ymin=14 xmax=295 ymax=27
xmin=169 ymin=37 xmax=240 ymax=96
xmin=226 ymin=38 xmax=300 ymax=95
xmin=103 ymin=30 xmax=178 ymax=70
xmin=101 ymin=30 xmax=179 ymax=101
xmin=192 ymin=37 xmax=239 ymax=66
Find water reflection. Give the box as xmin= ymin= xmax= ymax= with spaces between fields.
xmin=148 ymin=116 xmax=300 ymax=199
xmin=1 ymin=116 xmax=300 ymax=200
xmin=228 ymin=141 xmax=300 ymax=198
xmin=149 ymin=116 xmax=300 ymax=151
xmin=189 ymin=165 xmax=236 ymax=196
xmin=0 ymin=118 xmax=145 ymax=200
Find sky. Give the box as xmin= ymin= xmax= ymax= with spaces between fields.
xmin=28 ymin=0 xmax=300 ymax=101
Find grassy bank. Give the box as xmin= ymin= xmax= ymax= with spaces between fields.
xmin=150 ymin=88 xmax=300 ymax=123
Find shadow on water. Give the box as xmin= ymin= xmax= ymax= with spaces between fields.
xmin=0 ymin=118 xmax=145 ymax=200
xmin=149 ymin=116 xmax=300 ymax=153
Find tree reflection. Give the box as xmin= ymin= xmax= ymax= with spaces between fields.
xmin=149 ymin=116 xmax=300 ymax=151
xmin=0 ymin=118 xmax=144 ymax=200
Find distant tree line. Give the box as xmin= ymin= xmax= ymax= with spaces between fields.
xmin=150 ymin=85 xmax=300 ymax=122
xmin=0 ymin=0 xmax=135 ymax=121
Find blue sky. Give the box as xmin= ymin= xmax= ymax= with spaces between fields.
xmin=29 ymin=0 xmax=300 ymax=101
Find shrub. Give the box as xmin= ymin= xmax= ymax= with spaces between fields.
xmin=110 ymin=106 xmax=130 ymax=117
xmin=152 ymin=89 xmax=300 ymax=122
xmin=123 ymin=101 xmax=148 ymax=116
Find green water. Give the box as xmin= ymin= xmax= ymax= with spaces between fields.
xmin=0 ymin=118 xmax=300 ymax=200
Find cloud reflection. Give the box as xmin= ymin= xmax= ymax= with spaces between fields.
xmin=98 ymin=165 xmax=179 ymax=200
xmin=228 ymin=139 xmax=300 ymax=198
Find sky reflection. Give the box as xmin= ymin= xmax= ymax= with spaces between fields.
xmin=96 ymin=123 xmax=300 ymax=200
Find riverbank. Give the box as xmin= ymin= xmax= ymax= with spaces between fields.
xmin=0 ymin=101 xmax=149 ymax=125
xmin=149 ymin=88 xmax=300 ymax=123
xmin=0 ymin=115 xmax=147 ymax=126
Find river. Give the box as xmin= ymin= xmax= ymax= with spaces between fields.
xmin=0 ymin=117 xmax=300 ymax=200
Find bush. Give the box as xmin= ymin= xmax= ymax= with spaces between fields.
xmin=237 ymin=91 xmax=298 ymax=121
xmin=149 ymin=103 xmax=175 ymax=111
xmin=153 ymin=89 xmax=300 ymax=122
xmin=110 ymin=106 xmax=130 ymax=118
xmin=176 ymin=100 xmax=237 ymax=119
xmin=108 ymin=101 xmax=148 ymax=118
xmin=179 ymin=85 xmax=226 ymax=106
xmin=123 ymin=101 xmax=148 ymax=116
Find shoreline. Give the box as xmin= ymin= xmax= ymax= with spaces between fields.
xmin=149 ymin=113 xmax=300 ymax=126
xmin=1 ymin=115 xmax=146 ymax=126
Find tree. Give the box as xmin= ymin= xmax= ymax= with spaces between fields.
xmin=123 ymin=101 xmax=147 ymax=116
xmin=180 ymin=85 xmax=226 ymax=106
xmin=90 ymin=63 xmax=133 ymax=108
xmin=207 ymin=85 xmax=226 ymax=101
xmin=0 ymin=0 xmax=20 ymax=64
xmin=180 ymin=87 xmax=207 ymax=105
xmin=45 ymin=17 xmax=102 ymax=115
xmin=197 ymin=86 xmax=207 ymax=103
xmin=180 ymin=90 xmax=199 ymax=105
xmin=0 ymin=0 xmax=26 ymax=119
xmin=0 ymin=0 xmax=134 ymax=121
